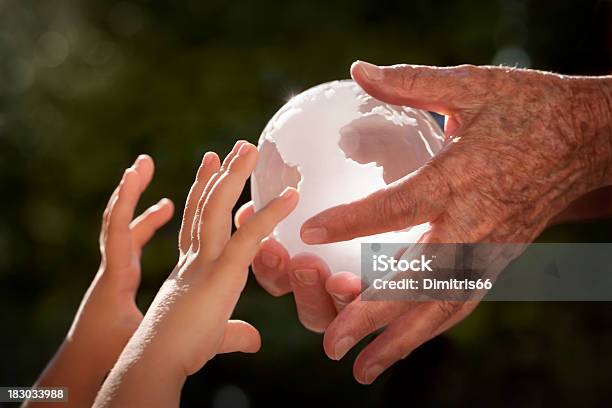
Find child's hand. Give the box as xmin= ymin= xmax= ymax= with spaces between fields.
xmin=27 ymin=155 xmax=173 ymax=408
xmin=95 ymin=142 xmax=298 ymax=407
xmin=67 ymin=154 xmax=174 ymax=369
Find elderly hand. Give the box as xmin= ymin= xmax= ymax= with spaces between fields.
xmin=296 ymin=61 xmax=612 ymax=384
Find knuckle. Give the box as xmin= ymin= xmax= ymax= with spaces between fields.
xmin=374 ymin=188 xmax=413 ymax=228
xmin=435 ymin=301 xmax=462 ymax=321
xmin=397 ymin=66 xmax=419 ymax=93
xmin=298 ymin=312 xmax=326 ymax=333
xmin=360 ymin=307 xmax=379 ymax=333
xmin=333 ymin=206 xmax=359 ymax=238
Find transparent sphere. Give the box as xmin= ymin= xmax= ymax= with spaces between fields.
xmin=251 ymin=80 xmax=445 ymax=275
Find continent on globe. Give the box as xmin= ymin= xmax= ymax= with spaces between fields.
xmin=251 ymin=80 xmax=445 ymax=275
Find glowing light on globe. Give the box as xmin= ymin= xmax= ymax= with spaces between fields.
xmin=251 ymin=80 xmax=445 ymax=274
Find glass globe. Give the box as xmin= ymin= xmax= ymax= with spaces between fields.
xmin=251 ymin=80 xmax=445 ymax=275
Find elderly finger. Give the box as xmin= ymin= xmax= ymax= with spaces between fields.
xmin=325 ymin=271 xmax=362 ymax=312
xmin=301 ymin=163 xmax=450 ymax=244
xmin=352 ymin=301 xmax=465 ymax=385
xmin=322 ymin=299 xmax=412 ymax=361
xmin=350 ymin=60 xmax=483 ymax=114
xmin=288 ymin=253 xmax=336 ymax=333
xmin=252 ymin=237 xmax=291 ymax=296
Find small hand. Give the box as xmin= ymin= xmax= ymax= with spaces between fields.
xmin=68 ymin=154 xmax=174 ymax=367
xmin=95 ymin=142 xmax=299 ymax=407
xmin=28 ymin=155 xmax=173 ymax=408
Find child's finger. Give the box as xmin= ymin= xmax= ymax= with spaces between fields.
xmin=108 ymin=168 xmax=140 ymax=242
xmin=214 ymin=187 xmax=298 ymax=286
xmin=131 ymin=198 xmax=175 ymax=248
xmin=217 ymin=320 xmax=261 ymax=354
xmin=191 ymin=141 xmax=245 ymax=250
xmin=100 ymin=185 xmax=119 ymax=245
xmin=197 ymin=143 xmax=258 ymax=260
xmin=100 ymin=155 xmax=150 ymax=244
xmin=179 ymin=152 xmax=220 ymax=254
xmin=234 ymin=201 xmax=254 ymax=228
xmin=132 ymin=154 xmax=155 ymax=193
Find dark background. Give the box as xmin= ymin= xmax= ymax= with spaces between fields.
xmin=1 ymin=0 xmax=612 ymax=406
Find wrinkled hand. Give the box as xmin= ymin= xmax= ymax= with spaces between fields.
xmin=235 ymin=203 xmax=362 ymax=333
xmin=296 ymin=61 xmax=612 ymax=384
xmin=67 ymin=154 xmax=174 ymax=370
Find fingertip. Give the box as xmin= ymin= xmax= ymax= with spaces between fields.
xmin=202 ymin=151 xmax=220 ymax=167
xmin=158 ymin=197 xmax=175 ymax=215
xmin=350 ymin=60 xmax=384 ymax=84
xmin=235 ymin=201 xmax=255 ymax=227
xmin=121 ymin=167 xmax=140 ymax=193
xmin=136 ymin=153 xmax=153 ymax=165
xmin=247 ymin=329 xmax=262 ymax=354
xmin=278 ymin=187 xmax=299 ymax=213
xmin=326 ymin=271 xmax=362 ymax=299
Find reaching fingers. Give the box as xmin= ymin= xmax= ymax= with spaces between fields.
xmin=179 ymin=152 xmax=221 ymax=254
xmin=191 ymin=141 xmax=245 ymax=251
xmin=212 ymin=187 xmax=298 ymax=293
xmin=234 ymin=201 xmax=254 ymax=228
xmin=350 ymin=60 xmax=484 ymax=114
xmin=237 ymin=201 xmax=292 ymax=296
xmin=287 ymin=253 xmax=336 ymax=333
xmin=131 ymin=198 xmax=175 ymax=249
xmin=197 ymin=142 xmax=258 ymax=260
xmin=218 ymin=320 xmax=262 ymax=354
xmin=325 ymin=272 xmax=362 ymax=312
xmin=101 ymin=155 xmax=154 ymax=246
xmin=106 ymin=168 xmax=141 ymax=269
xmin=301 ymin=163 xmax=450 ymax=244
xmin=100 ymin=185 xmax=119 ymax=247
xmin=352 ymin=301 xmax=472 ymax=385
xmin=132 ymin=154 xmax=155 ymax=193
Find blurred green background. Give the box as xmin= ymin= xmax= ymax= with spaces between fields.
xmin=1 ymin=0 xmax=612 ymax=406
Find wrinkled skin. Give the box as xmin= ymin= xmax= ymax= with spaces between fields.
xmin=238 ymin=61 xmax=612 ymax=384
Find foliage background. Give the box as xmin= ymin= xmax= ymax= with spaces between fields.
xmin=1 ymin=0 xmax=612 ymax=406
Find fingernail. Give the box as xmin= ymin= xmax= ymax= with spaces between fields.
xmin=301 ymin=227 xmax=328 ymax=244
xmin=355 ymin=61 xmax=384 ymax=81
xmin=331 ymin=292 xmax=354 ymax=303
xmin=237 ymin=142 xmax=252 ymax=156
xmin=202 ymin=151 xmax=213 ymax=165
xmin=294 ymin=268 xmax=318 ymax=285
xmin=157 ymin=198 xmax=171 ymax=206
xmin=363 ymin=364 xmax=383 ymax=384
xmin=334 ymin=336 xmax=355 ymax=360
xmin=260 ymin=250 xmax=280 ymax=269
xmin=233 ymin=140 xmax=247 ymax=151
xmin=280 ymin=187 xmax=297 ymax=201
